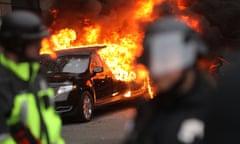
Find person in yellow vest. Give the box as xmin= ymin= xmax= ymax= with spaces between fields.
xmin=0 ymin=10 xmax=65 ymax=144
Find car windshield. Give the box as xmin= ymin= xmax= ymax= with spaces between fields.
xmin=40 ymin=55 xmax=90 ymax=74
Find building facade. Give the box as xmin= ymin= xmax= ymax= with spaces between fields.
xmin=0 ymin=0 xmax=55 ymax=16
xmin=0 ymin=0 xmax=11 ymax=16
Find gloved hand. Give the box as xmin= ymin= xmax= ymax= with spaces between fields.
xmin=10 ymin=122 xmax=41 ymax=144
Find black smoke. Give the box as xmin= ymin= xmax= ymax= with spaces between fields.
xmin=192 ymin=0 xmax=240 ymax=50
xmin=153 ymin=0 xmax=240 ymax=53
xmin=46 ymin=0 xmax=139 ymax=44
xmin=47 ymin=0 xmax=240 ymax=54
xmin=48 ymin=0 xmax=136 ymax=29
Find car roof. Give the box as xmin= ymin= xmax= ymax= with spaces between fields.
xmin=55 ymin=45 xmax=106 ymax=57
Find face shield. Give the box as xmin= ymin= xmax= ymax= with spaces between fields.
xmin=148 ymin=31 xmax=198 ymax=78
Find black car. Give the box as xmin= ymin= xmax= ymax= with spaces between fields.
xmin=40 ymin=46 xmax=134 ymax=122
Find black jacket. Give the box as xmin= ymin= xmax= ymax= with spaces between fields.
xmin=203 ymin=63 xmax=240 ymax=144
xmin=125 ymin=70 xmax=215 ymax=144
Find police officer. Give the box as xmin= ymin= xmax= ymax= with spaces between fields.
xmin=0 ymin=11 xmax=64 ymax=144
xmin=124 ymin=16 xmax=215 ymax=144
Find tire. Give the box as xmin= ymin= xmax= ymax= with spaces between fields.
xmin=77 ymin=91 xmax=94 ymax=122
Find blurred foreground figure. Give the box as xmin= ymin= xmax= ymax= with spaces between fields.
xmin=202 ymin=51 xmax=240 ymax=144
xmin=0 ymin=11 xmax=64 ymax=144
xmin=124 ymin=17 xmax=215 ymax=144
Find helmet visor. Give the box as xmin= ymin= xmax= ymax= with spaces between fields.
xmin=148 ymin=31 xmax=197 ymax=78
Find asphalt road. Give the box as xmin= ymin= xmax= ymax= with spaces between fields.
xmin=61 ymin=102 xmax=137 ymax=144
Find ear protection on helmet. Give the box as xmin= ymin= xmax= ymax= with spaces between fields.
xmin=184 ymin=29 xmax=208 ymax=57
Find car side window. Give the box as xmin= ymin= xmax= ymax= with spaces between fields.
xmin=90 ymin=54 xmax=102 ymax=72
xmin=97 ymin=54 xmax=114 ymax=78
xmin=90 ymin=53 xmax=113 ymax=78
xmin=94 ymin=54 xmax=104 ymax=67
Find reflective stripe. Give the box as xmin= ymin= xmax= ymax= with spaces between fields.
xmin=20 ymin=100 xmax=28 ymax=124
xmin=40 ymin=79 xmax=48 ymax=91
xmin=0 ymin=134 xmax=15 ymax=144
xmin=178 ymin=118 xmax=204 ymax=144
xmin=0 ymin=133 xmax=11 ymax=141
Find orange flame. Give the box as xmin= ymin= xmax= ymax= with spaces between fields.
xmin=83 ymin=25 xmax=101 ymax=44
xmin=52 ymin=28 xmax=77 ymax=49
xmin=135 ymin=0 xmax=154 ymax=20
xmin=40 ymin=0 xmax=203 ymax=98
xmin=180 ymin=15 xmax=202 ymax=33
xmin=177 ymin=0 xmax=187 ymax=10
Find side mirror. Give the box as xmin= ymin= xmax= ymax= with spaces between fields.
xmin=93 ymin=66 xmax=104 ymax=73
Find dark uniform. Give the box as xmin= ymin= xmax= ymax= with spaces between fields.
xmin=124 ymin=16 xmax=215 ymax=144
xmin=203 ymin=54 xmax=240 ymax=144
xmin=125 ymin=70 xmax=215 ymax=144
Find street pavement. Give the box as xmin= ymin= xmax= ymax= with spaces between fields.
xmin=61 ymin=102 xmax=137 ymax=144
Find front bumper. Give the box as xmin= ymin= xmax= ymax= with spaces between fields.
xmin=54 ymin=91 xmax=80 ymax=117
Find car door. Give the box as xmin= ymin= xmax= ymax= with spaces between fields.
xmin=91 ymin=53 xmax=114 ymax=100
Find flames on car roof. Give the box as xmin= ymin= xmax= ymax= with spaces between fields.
xmin=39 ymin=45 xmax=107 ymax=60
xmin=56 ymin=45 xmax=106 ymax=56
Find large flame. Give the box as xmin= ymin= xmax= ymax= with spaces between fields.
xmin=40 ymin=0 xmax=159 ymax=82
xmin=40 ymin=0 xmax=203 ymax=98
xmin=177 ymin=0 xmax=187 ymax=10
xmin=180 ymin=15 xmax=202 ymax=33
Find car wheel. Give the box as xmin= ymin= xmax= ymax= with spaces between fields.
xmin=78 ymin=91 xmax=94 ymax=122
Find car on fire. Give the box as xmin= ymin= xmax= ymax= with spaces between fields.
xmin=40 ymin=46 xmax=148 ymax=122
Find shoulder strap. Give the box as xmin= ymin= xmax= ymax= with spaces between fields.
xmin=29 ymin=65 xmax=50 ymax=144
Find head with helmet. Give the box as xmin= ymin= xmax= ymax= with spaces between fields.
xmin=0 ymin=10 xmax=49 ymax=62
xmin=139 ymin=16 xmax=208 ymax=93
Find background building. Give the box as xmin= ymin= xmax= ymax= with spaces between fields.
xmin=0 ymin=0 xmax=11 ymax=16
xmin=0 ymin=0 xmax=55 ymax=16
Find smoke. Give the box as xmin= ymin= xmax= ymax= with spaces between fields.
xmin=191 ymin=0 xmax=240 ymax=50
xmin=49 ymin=0 xmax=137 ymax=29
xmin=153 ymin=0 xmax=240 ymax=53
xmin=48 ymin=0 xmax=102 ymax=30
xmin=47 ymin=0 xmax=240 ymax=54
xmin=49 ymin=0 xmax=136 ymax=35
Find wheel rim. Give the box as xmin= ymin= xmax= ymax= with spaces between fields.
xmin=82 ymin=94 xmax=93 ymax=120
